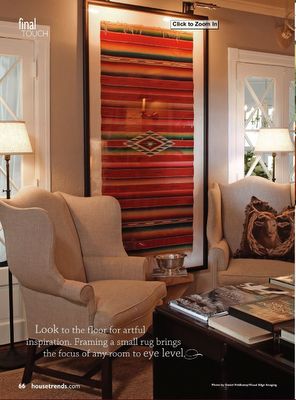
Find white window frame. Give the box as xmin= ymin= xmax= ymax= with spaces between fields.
xmin=0 ymin=21 xmax=50 ymax=189
xmin=228 ymin=48 xmax=294 ymax=183
xmin=0 ymin=21 xmax=50 ymax=345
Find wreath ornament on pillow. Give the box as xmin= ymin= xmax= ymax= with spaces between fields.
xmin=234 ymin=196 xmax=295 ymax=261
xmin=247 ymin=207 xmax=294 ymax=257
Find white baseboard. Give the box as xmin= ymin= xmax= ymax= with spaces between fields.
xmin=0 ymin=266 xmax=27 ymax=345
xmin=0 ymin=318 xmax=27 ymax=345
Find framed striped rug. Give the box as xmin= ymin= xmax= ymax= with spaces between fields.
xmin=83 ymin=0 xmax=208 ymax=270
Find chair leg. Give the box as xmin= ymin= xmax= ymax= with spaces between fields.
xmin=22 ymin=343 xmax=37 ymax=384
xmin=101 ymin=355 xmax=112 ymax=399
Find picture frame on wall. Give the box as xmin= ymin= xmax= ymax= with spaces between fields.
xmin=83 ymin=0 xmax=208 ymax=270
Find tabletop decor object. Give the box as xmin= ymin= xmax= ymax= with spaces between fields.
xmin=155 ymin=253 xmax=186 ymax=276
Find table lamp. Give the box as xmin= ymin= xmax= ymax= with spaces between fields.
xmin=0 ymin=121 xmax=33 ymax=369
xmin=254 ymin=128 xmax=294 ymax=182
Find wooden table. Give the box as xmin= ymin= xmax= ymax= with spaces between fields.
xmin=152 ymin=273 xmax=194 ymax=303
xmin=153 ymin=305 xmax=294 ymax=399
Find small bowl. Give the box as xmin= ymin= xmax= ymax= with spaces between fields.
xmin=155 ymin=253 xmax=186 ymax=275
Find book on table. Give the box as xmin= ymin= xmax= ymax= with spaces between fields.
xmin=169 ymin=299 xmax=227 ymax=322
xmin=169 ymin=285 xmax=265 ymax=323
xmin=238 ymin=282 xmax=291 ymax=296
xmin=280 ymin=324 xmax=295 ymax=344
xmin=269 ymin=275 xmax=295 ymax=291
xmin=228 ymin=295 xmax=294 ymax=332
xmin=208 ymin=315 xmax=273 ymax=344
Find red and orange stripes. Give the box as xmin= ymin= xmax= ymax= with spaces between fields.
xmin=100 ymin=22 xmax=194 ymax=255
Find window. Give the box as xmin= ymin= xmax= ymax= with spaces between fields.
xmin=0 ymin=54 xmax=22 ymax=196
xmin=228 ymin=49 xmax=294 ymax=183
xmin=0 ymin=38 xmax=35 ymax=262
xmin=244 ymin=76 xmax=274 ymax=179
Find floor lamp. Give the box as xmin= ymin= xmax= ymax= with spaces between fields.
xmin=255 ymin=128 xmax=294 ymax=182
xmin=0 ymin=121 xmax=33 ymax=369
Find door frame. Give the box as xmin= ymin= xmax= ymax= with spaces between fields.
xmin=0 ymin=21 xmax=51 ymax=190
xmin=0 ymin=21 xmax=50 ymax=344
xmin=228 ymin=48 xmax=294 ymax=183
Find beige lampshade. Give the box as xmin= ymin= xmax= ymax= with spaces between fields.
xmin=255 ymin=128 xmax=294 ymax=153
xmin=0 ymin=121 xmax=33 ymax=155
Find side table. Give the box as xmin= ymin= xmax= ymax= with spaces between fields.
xmin=153 ymin=273 xmax=194 ymax=303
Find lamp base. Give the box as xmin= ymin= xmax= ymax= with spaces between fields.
xmin=272 ymin=152 xmax=276 ymax=182
xmin=0 ymin=346 xmax=27 ymax=370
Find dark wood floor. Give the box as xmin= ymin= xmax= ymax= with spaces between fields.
xmin=0 ymin=342 xmax=26 ymax=372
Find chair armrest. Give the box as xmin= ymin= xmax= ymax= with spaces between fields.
xmin=59 ymin=280 xmax=97 ymax=324
xmin=22 ymin=286 xmax=97 ymax=336
xmin=208 ymin=239 xmax=230 ymax=272
xmin=60 ymin=280 xmax=95 ymax=304
xmin=84 ymin=256 xmax=148 ymax=282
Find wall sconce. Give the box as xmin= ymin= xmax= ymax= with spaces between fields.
xmin=182 ymin=1 xmax=218 ymax=14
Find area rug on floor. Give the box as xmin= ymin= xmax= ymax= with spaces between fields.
xmin=0 ymin=346 xmax=152 ymax=399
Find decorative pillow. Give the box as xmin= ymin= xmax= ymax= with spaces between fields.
xmin=234 ymin=196 xmax=294 ymax=262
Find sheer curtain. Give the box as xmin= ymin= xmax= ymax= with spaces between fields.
xmin=0 ymin=55 xmax=22 ymax=262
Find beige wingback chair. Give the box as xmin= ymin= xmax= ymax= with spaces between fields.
xmin=0 ymin=187 xmax=166 ymax=399
xmin=207 ymin=176 xmax=294 ymax=287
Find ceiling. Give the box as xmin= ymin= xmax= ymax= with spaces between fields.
xmin=196 ymin=0 xmax=294 ymax=18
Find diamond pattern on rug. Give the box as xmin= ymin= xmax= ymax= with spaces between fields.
xmin=124 ymin=131 xmax=174 ymax=156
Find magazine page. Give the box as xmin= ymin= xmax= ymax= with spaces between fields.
xmin=0 ymin=1 xmax=294 ymax=400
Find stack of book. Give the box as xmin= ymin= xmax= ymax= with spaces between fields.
xmin=169 ymin=281 xmax=294 ymax=345
xmin=169 ymin=285 xmax=264 ymax=323
xmin=228 ymin=295 xmax=294 ymax=332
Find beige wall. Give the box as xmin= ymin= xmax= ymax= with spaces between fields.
xmin=0 ymin=0 xmax=293 ymax=195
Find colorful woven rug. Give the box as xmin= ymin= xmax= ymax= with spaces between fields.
xmin=100 ymin=22 xmax=194 ymax=256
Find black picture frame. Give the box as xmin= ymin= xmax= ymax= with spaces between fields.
xmin=83 ymin=0 xmax=208 ymax=270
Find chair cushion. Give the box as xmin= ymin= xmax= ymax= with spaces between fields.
xmin=90 ymin=280 xmax=166 ymax=328
xmin=234 ymin=196 xmax=294 ymax=262
xmin=9 ymin=187 xmax=86 ymax=282
xmin=219 ymin=258 xmax=294 ymax=286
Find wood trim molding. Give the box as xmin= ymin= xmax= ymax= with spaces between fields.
xmin=227 ymin=48 xmax=240 ymax=183
xmin=231 ymin=48 xmax=294 ymax=68
xmin=198 ymin=0 xmax=287 ymax=18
